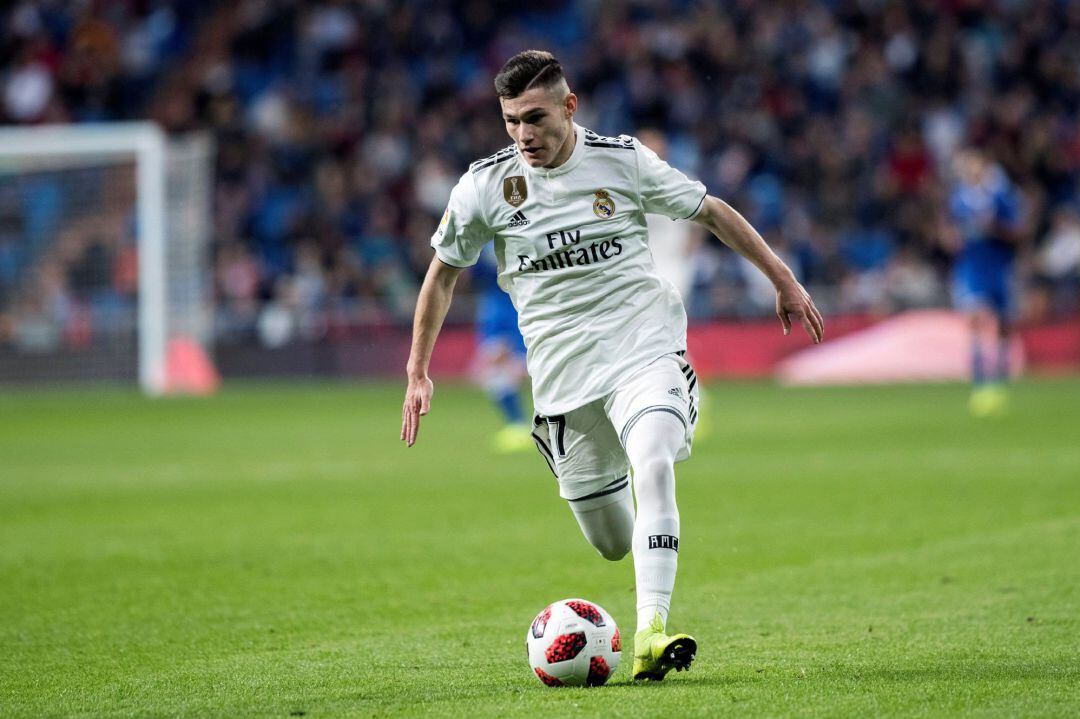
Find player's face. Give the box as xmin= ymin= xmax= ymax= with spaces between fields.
xmin=500 ymin=86 xmax=577 ymax=168
xmin=955 ymin=149 xmax=989 ymax=185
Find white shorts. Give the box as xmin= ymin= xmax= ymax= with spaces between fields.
xmin=530 ymin=353 xmax=699 ymax=502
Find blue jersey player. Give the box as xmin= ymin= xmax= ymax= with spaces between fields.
xmin=473 ymin=244 xmax=532 ymax=451
xmin=948 ymin=149 xmax=1024 ymax=416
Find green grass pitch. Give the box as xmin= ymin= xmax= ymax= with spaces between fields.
xmin=2 ymin=378 xmax=1079 ymax=718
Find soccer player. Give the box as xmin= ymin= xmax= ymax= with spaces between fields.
xmin=472 ymin=244 xmax=532 ymax=452
xmin=400 ymin=50 xmax=823 ymax=680
xmin=947 ymin=148 xmax=1024 ymax=416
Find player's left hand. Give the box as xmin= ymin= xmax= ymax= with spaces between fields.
xmin=401 ymin=375 xmax=434 ymax=447
xmin=776 ymin=278 xmax=824 ymax=344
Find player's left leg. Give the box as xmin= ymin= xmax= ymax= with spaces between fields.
xmin=606 ymin=354 xmax=699 ymax=680
xmin=624 ymin=410 xmax=685 ymax=630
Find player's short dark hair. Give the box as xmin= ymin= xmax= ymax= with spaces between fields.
xmin=494 ymin=50 xmax=566 ymax=99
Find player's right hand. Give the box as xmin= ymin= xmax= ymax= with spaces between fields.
xmin=401 ymin=375 xmax=434 ymax=447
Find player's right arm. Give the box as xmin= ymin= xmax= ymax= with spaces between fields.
xmin=402 ymin=169 xmax=490 ymax=447
xmin=401 ymin=256 xmax=464 ymax=447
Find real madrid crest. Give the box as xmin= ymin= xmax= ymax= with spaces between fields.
xmin=504 ymin=176 xmax=527 ymax=207
xmin=593 ymin=189 xmax=615 ymax=219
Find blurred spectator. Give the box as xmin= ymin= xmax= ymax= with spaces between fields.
xmin=1033 ymin=206 xmax=1080 ymax=317
xmin=3 ymin=0 xmax=1080 ymax=352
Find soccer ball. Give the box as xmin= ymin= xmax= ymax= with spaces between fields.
xmin=526 ymin=598 xmax=621 ymax=687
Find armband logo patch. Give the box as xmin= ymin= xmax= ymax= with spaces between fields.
xmin=648 ymin=535 xmax=679 ymax=551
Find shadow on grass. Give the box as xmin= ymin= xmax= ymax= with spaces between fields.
xmin=605 ymin=675 xmax=727 ymax=690
xmin=599 ymin=658 xmax=1079 ymax=690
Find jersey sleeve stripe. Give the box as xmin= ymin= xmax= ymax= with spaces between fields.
xmin=470 ymin=152 xmax=516 ymax=173
xmin=583 ymin=129 xmax=631 ymax=142
xmin=582 ymin=128 xmax=634 ymax=149
xmin=469 ymin=145 xmax=516 ymax=172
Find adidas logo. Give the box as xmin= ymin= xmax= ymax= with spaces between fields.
xmin=668 ymin=387 xmax=683 ymax=399
xmin=508 ymin=210 xmax=530 ymax=228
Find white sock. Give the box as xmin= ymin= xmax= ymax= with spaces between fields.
xmin=624 ymin=411 xmax=683 ymax=633
xmin=633 ymin=514 xmax=679 ymax=631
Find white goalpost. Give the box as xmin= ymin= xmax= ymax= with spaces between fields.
xmin=0 ymin=123 xmax=215 ymax=395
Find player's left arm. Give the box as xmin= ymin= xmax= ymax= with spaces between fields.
xmin=692 ymin=195 xmax=824 ymax=343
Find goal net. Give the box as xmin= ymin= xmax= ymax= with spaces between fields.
xmin=0 ymin=123 xmax=216 ymax=395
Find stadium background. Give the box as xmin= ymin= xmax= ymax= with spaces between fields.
xmin=3 ymin=2 xmax=1080 ymax=717
xmin=1 ymin=0 xmax=1078 ymax=380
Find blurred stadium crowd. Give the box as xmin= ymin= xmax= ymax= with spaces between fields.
xmin=2 ymin=0 xmax=1080 ymax=350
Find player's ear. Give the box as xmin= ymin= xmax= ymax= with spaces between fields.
xmin=564 ymin=92 xmax=577 ymax=118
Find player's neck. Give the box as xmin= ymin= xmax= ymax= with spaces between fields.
xmin=544 ymin=125 xmax=577 ymax=169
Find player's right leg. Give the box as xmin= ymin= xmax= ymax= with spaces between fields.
xmin=954 ymin=274 xmax=1007 ymax=417
xmin=568 ymin=481 xmax=634 ymax=561
xmin=530 ymin=403 xmax=635 ymax=560
xmin=966 ymin=306 xmax=1008 ymax=417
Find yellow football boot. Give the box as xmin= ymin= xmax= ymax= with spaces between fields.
xmin=631 ymin=613 xmax=697 ymax=681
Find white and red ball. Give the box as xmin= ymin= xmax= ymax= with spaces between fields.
xmin=525 ymin=598 xmax=621 ymax=687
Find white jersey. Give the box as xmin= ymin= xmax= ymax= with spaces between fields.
xmin=432 ymin=123 xmax=706 ymax=415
